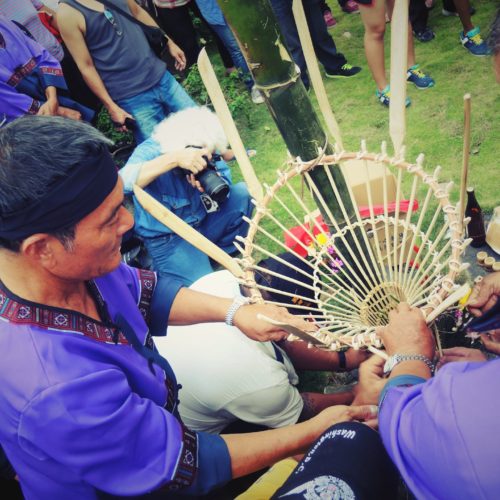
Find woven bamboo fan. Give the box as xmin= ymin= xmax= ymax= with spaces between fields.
xmin=233 ymin=146 xmax=471 ymax=351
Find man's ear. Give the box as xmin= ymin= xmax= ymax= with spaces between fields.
xmin=20 ymin=234 xmax=59 ymax=268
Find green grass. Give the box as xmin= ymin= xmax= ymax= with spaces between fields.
xmin=224 ymin=0 xmax=499 ymax=213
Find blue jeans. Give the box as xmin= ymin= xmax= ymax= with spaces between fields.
xmin=269 ymin=0 xmax=347 ymax=88
xmin=209 ymin=23 xmax=254 ymax=91
xmin=117 ymin=71 xmax=196 ymax=143
xmin=144 ymin=182 xmax=253 ymax=285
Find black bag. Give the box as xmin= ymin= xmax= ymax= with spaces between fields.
xmin=98 ymin=0 xmax=168 ymax=58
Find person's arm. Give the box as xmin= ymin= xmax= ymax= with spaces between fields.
xmin=221 ymin=404 xmax=377 ymax=478
xmin=279 ymin=340 xmax=368 ymax=372
xmin=298 ymin=391 xmax=354 ymax=421
xmin=37 ymin=85 xmax=58 ymax=115
xmin=126 ymin=0 xmax=186 ymax=70
xmin=57 ymin=4 xmax=133 ymax=131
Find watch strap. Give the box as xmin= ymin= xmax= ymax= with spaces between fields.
xmin=384 ymin=353 xmax=435 ymax=376
xmin=225 ymin=296 xmax=250 ymax=326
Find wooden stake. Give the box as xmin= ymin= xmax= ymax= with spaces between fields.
xmin=133 ymin=185 xmax=245 ymax=278
xmin=425 ymin=283 xmax=471 ymax=323
xmin=292 ymin=0 xmax=344 ymax=149
xmin=389 ymin=0 xmax=409 ymax=156
xmin=197 ymin=48 xmax=263 ymax=201
xmin=459 ymin=94 xmax=471 ymax=235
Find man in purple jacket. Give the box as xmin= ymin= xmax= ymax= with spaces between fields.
xmin=0 ymin=115 xmax=377 ymax=499
xmin=350 ymin=274 xmax=500 ymax=499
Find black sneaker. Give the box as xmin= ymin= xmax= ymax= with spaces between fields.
xmin=325 ymin=63 xmax=362 ymax=78
xmin=413 ymin=27 xmax=435 ymax=42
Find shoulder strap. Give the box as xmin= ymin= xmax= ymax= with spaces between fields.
xmin=97 ymin=0 xmax=166 ymax=36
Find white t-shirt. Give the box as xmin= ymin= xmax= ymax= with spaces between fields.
xmin=155 ymin=271 xmax=303 ymax=434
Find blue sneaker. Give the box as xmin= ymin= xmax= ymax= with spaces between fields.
xmin=460 ymin=27 xmax=491 ymax=56
xmin=406 ymin=64 xmax=435 ymax=89
xmin=376 ymin=86 xmax=411 ymax=108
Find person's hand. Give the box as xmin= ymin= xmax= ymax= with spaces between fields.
xmin=352 ymin=355 xmax=386 ymax=407
xmin=108 ymin=105 xmax=135 ymax=132
xmin=480 ymin=332 xmax=500 ymax=356
xmin=467 ymin=272 xmax=500 ymax=317
xmin=37 ymin=98 xmax=58 ymax=116
xmin=233 ymin=303 xmax=317 ymax=342
xmin=167 ymin=38 xmax=186 ymax=71
xmin=436 ymin=347 xmax=487 ymax=370
xmin=175 ymin=147 xmax=209 ymax=174
xmin=57 ymin=106 xmax=82 ymax=120
xmin=345 ymin=347 xmax=370 ymax=370
xmin=378 ymin=303 xmax=435 ymax=359
xmin=310 ymin=404 xmax=379 ymax=436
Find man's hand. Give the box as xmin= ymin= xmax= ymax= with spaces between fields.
xmin=108 ymin=105 xmax=135 ymax=132
xmin=467 ymin=272 xmax=500 ymax=318
xmin=57 ymin=106 xmax=82 ymax=120
xmin=233 ymin=303 xmax=316 ymax=342
xmin=378 ymin=303 xmax=435 ymax=359
xmin=437 ymin=347 xmax=487 ymax=369
xmin=352 ymin=355 xmax=386 ymax=407
xmin=175 ymin=148 xmax=209 ymax=174
xmin=167 ymin=38 xmax=186 ymax=71
xmin=38 ymin=86 xmax=58 ymax=116
xmin=345 ymin=347 xmax=370 ymax=370
xmin=310 ymin=404 xmax=379 ymax=434
xmin=480 ymin=332 xmax=500 ymax=355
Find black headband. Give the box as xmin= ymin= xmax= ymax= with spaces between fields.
xmin=0 ymin=148 xmax=118 ymax=240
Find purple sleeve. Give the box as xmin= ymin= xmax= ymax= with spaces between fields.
xmin=379 ymin=360 xmax=500 ymax=499
xmin=0 ymin=81 xmax=40 ymax=121
xmin=17 ymin=368 xmax=203 ymax=496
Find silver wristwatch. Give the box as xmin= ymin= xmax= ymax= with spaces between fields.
xmin=383 ymin=353 xmax=435 ymax=376
xmin=225 ymin=296 xmax=250 ymax=326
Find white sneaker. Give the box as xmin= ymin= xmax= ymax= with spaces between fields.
xmin=250 ymin=86 xmax=264 ymax=104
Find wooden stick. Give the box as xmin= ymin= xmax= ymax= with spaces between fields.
xmin=133 ymin=185 xmax=245 ymax=278
xmin=292 ymin=0 xmax=344 ymax=149
xmin=389 ymin=0 xmax=409 ymax=156
xmin=197 ymin=48 xmax=263 ymax=201
xmin=459 ymin=94 xmax=471 ymax=235
xmin=424 ymin=283 xmax=471 ymax=323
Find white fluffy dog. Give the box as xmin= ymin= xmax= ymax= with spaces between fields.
xmin=152 ymin=106 xmax=229 ymax=156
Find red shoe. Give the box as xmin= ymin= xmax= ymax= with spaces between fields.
xmin=323 ymin=10 xmax=337 ymax=28
xmin=342 ymin=0 xmax=359 ymax=14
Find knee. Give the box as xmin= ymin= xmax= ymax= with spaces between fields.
xmin=230 ymin=182 xmax=252 ymax=214
xmin=365 ymin=23 xmax=386 ymax=42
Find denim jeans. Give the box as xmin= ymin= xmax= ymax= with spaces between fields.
xmin=269 ymin=0 xmax=347 ymax=88
xmin=144 ymin=182 xmax=253 ymax=285
xmin=117 ymin=71 xmax=196 ymax=143
xmin=209 ymin=23 xmax=254 ymax=91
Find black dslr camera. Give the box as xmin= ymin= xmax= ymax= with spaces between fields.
xmin=184 ymin=151 xmax=230 ymax=213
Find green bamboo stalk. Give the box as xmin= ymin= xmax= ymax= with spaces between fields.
xmin=219 ymin=0 xmax=379 ymax=290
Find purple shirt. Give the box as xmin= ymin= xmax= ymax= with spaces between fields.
xmin=0 ymin=263 xmax=231 ymax=499
xmin=379 ymin=360 xmax=500 ymax=499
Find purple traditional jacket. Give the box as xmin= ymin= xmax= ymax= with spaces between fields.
xmin=379 ymin=360 xmax=500 ymax=499
xmin=0 ymin=263 xmax=231 ymax=499
xmin=0 ymin=16 xmax=95 ymax=123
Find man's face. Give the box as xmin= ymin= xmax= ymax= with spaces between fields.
xmin=48 ymin=178 xmax=134 ymax=281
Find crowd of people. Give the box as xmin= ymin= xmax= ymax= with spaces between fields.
xmin=0 ymin=1 xmax=499 ymax=499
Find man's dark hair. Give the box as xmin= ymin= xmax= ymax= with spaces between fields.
xmin=488 ymin=9 xmax=500 ymax=54
xmin=0 ymin=116 xmax=113 ymax=252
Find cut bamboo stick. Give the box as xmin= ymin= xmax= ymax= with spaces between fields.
xmin=292 ymin=0 xmax=344 ymax=149
xmin=133 ymin=185 xmax=245 ymax=278
xmin=459 ymin=94 xmax=471 ymax=235
xmin=425 ymin=283 xmax=471 ymax=323
xmin=197 ymin=48 xmax=263 ymax=201
xmin=389 ymin=0 xmax=409 ymax=156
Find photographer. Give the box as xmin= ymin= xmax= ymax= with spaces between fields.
xmin=119 ymin=106 xmax=252 ymax=285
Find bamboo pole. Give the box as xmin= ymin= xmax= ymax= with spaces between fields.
xmin=291 ymin=0 xmax=343 ymax=150
xmin=133 ymin=185 xmax=245 ymax=278
xmin=197 ymin=48 xmax=263 ymax=202
xmin=459 ymin=94 xmax=471 ymax=235
xmin=389 ymin=0 xmax=409 ymax=157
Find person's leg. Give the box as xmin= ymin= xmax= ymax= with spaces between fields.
xmin=157 ymin=70 xmax=197 ymax=115
xmin=199 ymin=182 xmax=253 ymax=254
xmin=156 ymin=4 xmax=200 ymax=68
xmin=453 ymin=0 xmax=474 ymax=32
xmin=358 ymin=0 xmax=388 ymax=91
xmin=117 ymin=86 xmax=167 ymax=143
xmin=452 ymin=0 xmax=489 ymax=55
xmin=269 ymin=0 xmax=310 ymax=88
xmin=144 ymin=233 xmax=214 ymax=285
xmin=304 ymin=0 xmax=349 ymax=72
xmin=410 ymin=0 xmax=429 ymax=34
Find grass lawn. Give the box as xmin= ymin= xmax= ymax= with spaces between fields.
xmin=210 ymin=0 xmax=499 ymax=213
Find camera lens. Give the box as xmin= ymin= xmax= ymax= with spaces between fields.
xmin=197 ymin=169 xmax=230 ymax=204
